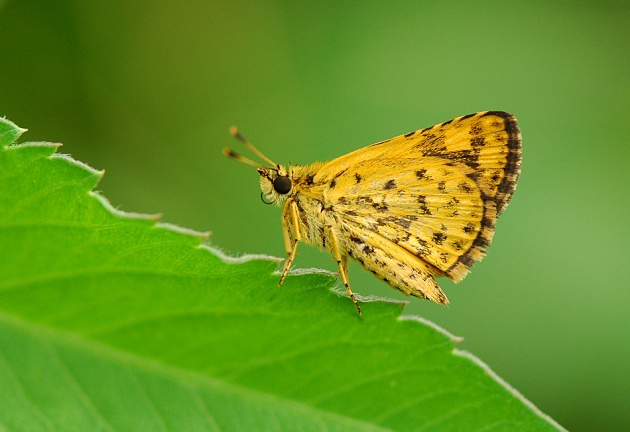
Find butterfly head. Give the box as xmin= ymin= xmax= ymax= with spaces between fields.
xmin=224 ymin=126 xmax=292 ymax=206
xmin=257 ymin=166 xmax=292 ymax=205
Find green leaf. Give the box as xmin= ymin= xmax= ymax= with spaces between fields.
xmin=0 ymin=117 xmax=564 ymax=431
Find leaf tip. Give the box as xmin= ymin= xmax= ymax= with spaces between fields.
xmin=0 ymin=117 xmax=28 ymax=147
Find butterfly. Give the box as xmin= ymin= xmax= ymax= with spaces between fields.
xmin=224 ymin=111 xmax=521 ymax=315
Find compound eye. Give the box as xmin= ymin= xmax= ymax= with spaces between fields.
xmin=273 ymin=175 xmax=292 ymax=194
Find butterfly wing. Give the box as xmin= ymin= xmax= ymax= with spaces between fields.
xmin=312 ymin=111 xmax=521 ymax=300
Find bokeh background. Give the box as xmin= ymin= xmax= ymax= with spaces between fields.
xmin=1 ymin=1 xmax=628 ymax=431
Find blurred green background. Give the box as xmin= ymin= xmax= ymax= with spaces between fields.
xmin=1 ymin=1 xmax=628 ymax=431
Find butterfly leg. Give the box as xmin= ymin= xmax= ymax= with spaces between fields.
xmin=329 ymin=228 xmax=362 ymax=316
xmin=279 ymin=199 xmax=301 ymax=286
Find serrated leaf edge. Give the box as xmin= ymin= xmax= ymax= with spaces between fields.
xmin=4 ymin=122 xmax=565 ymax=431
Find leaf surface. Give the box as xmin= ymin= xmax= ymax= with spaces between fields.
xmin=0 ymin=118 xmax=564 ymax=431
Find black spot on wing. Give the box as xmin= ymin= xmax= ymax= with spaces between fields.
xmin=363 ymin=245 xmax=375 ymax=255
xmin=384 ymin=179 xmax=396 ymax=190
xmin=376 ymin=215 xmax=417 ymax=230
xmin=421 ymin=146 xmax=480 ymax=169
xmin=469 ymin=122 xmax=483 ymax=135
xmin=452 ymin=240 xmax=464 ymax=251
xmin=457 ymin=181 xmax=473 ymax=194
xmin=446 ymin=196 xmax=460 ymax=207
xmin=415 ymin=132 xmax=447 ymax=154
xmin=417 ymin=195 xmax=431 ymax=215
xmin=372 ymin=202 xmax=389 ymax=212
xmin=463 ymin=222 xmax=476 ymax=234
xmin=416 ymin=169 xmax=434 ymax=182
xmin=350 ymin=235 xmax=362 ymax=245
xmin=470 ymin=137 xmax=485 ymax=147
xmin=432 ymin=232 xmax=447 ymax=245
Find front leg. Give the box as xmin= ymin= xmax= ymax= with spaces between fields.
xmin=328 ymin=227 xmax=362 ymax=315
xmin=279 ymin=199 xmax=301 ymax=286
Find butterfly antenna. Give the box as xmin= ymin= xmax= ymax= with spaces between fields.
xmin=229 ymin=126 xmax=278 ymax=167
xmin=222 ymin=147 xmax=260 ymax=167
